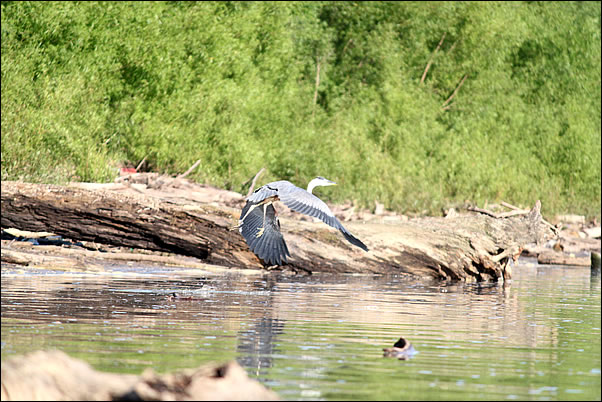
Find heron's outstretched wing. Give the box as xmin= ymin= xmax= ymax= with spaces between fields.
xmin=239 ymin=201 xmax=290 ymax=266
xmin=275 ymin=183 xmax=369 ymax=252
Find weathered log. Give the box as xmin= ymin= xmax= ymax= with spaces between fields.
xmin=1 ymin=181 xmax=556 ymax=281
xmin=582 ymin=226 xmax=601 ymax=239
xmin=1 ymin=181 xmax=255 ymax=268
xmin=0 ymin=350 xmax=279 ymax=401
xmin=0 ymin=240 xmax=216 ymax=272
xmin=537 ymin=251 xmax=591 ymax=267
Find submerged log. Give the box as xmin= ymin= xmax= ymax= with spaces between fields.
xmin=1 ymin=181 xmax=556 ymax=281
xmin=0 ymin=350 xmax=279 ymax=401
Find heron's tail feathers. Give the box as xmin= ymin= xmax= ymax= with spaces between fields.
xmin=248 ymin=231 xmax=289 ymax=266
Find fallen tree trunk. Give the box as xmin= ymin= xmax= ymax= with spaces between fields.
xmin=1 ymin=181 xmax=556 ymax=281
xmin=1 ymin=181 xmax=255 ymax=268
xmin=0 ymin=350 xmax=279 ymax=401
xmin=536 ymin=251 xmax=591 ymax=266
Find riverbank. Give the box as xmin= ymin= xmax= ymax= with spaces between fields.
xmin=1 ymin=174 xmax=599 ymax=279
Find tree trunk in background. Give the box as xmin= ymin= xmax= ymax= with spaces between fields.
xmin=1 ymin=181 xmax=556 ymax=282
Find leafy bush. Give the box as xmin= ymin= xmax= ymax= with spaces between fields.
xmin=2 ymin=1 xmax=600 ymax=217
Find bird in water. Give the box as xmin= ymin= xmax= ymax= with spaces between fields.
xmin=237 ymin=176 xmax=368 ymax=266
xmin=382 ymin=337 xmax=417 ymax=360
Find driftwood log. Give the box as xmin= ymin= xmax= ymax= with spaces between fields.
xmin=0 ymin=350 xmax=279 ymax=401
xmin=1 ymin=181 xmax=556 ymax=282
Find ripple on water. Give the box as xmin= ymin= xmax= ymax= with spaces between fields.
xmin=1 ymin=265 xmax=601 ymax=400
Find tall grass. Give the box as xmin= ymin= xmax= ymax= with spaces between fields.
xmin=2 ymin=1 xmax=600 ymax=217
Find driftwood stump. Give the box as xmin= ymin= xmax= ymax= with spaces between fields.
xmin=0 ymin=350 xmax=279 ymax=401
xmin=1 ymin=181 xmax=556 ymax=281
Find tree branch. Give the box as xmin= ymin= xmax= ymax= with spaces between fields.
xmin=420 ymin=32 xmax=446 ymax=84
xmin=177 ymin=159 xmax=201 ymax=179
xmin=246 ymin=167 xmax=265 ymax=197
xmin=441 ymin=74 xmax=468 ymax=109
xmin=135 ymin=156 xmax=147 ymax=172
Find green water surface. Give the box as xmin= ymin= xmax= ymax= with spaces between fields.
xmin=1 ymin=262 xmax=600 ymax=400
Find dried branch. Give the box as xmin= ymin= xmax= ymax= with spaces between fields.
xmin=103 ymin=132 xmax=117 ymax=145
xmin=421 ymin=32 xmax=447 ymax=84
xmin=341 ymin=38 xmax=353 ymax=57
xmin=491 ymin=245 xmax=522 ymax=263
xmin=468 ymin=202 xmax=559 ymax=235
xmin=500 ymin=201 xmax=558 ymax=233
xmin=246 ymin=167 xmax=265 ymax=197
xmin=177 ymin=159 xmax=201 ymax=179
xmin=448 ymin=40 xmax=459 ymax=54
xmin=501 ymin=201 xmax=522 ymax=211
xmin=441 ymin=74 xmax=468 ymax=109
xmin=135 ymin=156 xmax=147 ymax=172
xmin=467 ymin=206 xmax=501 ymax=218
xmin=467 ymin=206 xmax=529 ymax=219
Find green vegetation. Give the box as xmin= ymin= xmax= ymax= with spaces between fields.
xmin=2 ymin=1 xmax=600 ymax=217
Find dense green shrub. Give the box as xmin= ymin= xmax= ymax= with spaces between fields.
xmin=2 ymin=1 xmax=600 ymax=217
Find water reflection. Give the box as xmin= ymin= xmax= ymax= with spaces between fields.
xmin=237 ymin=317 xmax=285 ymax=376
xmin=1 ymin=263 xmax=600 ymax=401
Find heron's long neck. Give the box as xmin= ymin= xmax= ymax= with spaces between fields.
xmin=306 ymin=179 xmax=320 ymax=194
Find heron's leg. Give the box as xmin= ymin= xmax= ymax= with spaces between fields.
xmin=239 ymin=203 xmax=259 ymax=224
xmin=235 ymin=197 xmax=276 ymax=233
xmin=231 ymin=202 xmax=261 ymax=231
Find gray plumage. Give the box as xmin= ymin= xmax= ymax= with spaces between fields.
xmin=239 ymin=177 xmax=368 ymax=266
xmin=239 ymin=201 xmax=290 ymax=266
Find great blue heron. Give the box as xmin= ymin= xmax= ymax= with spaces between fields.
xmin=238 ymin=176 xmax=369 ymax=265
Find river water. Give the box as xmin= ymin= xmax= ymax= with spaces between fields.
xmin=1 ymin=260 xmax=600 ymax=401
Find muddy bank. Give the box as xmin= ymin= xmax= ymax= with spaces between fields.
xmin=1 ymin=176 xmax=598 ymax=281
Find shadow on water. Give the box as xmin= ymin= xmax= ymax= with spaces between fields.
xmin=1 ymin=262 xmax=600 ymax=401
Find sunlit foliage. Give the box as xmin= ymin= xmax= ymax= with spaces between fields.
xmin=2 ymin=1 xmax=600 ymax=217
